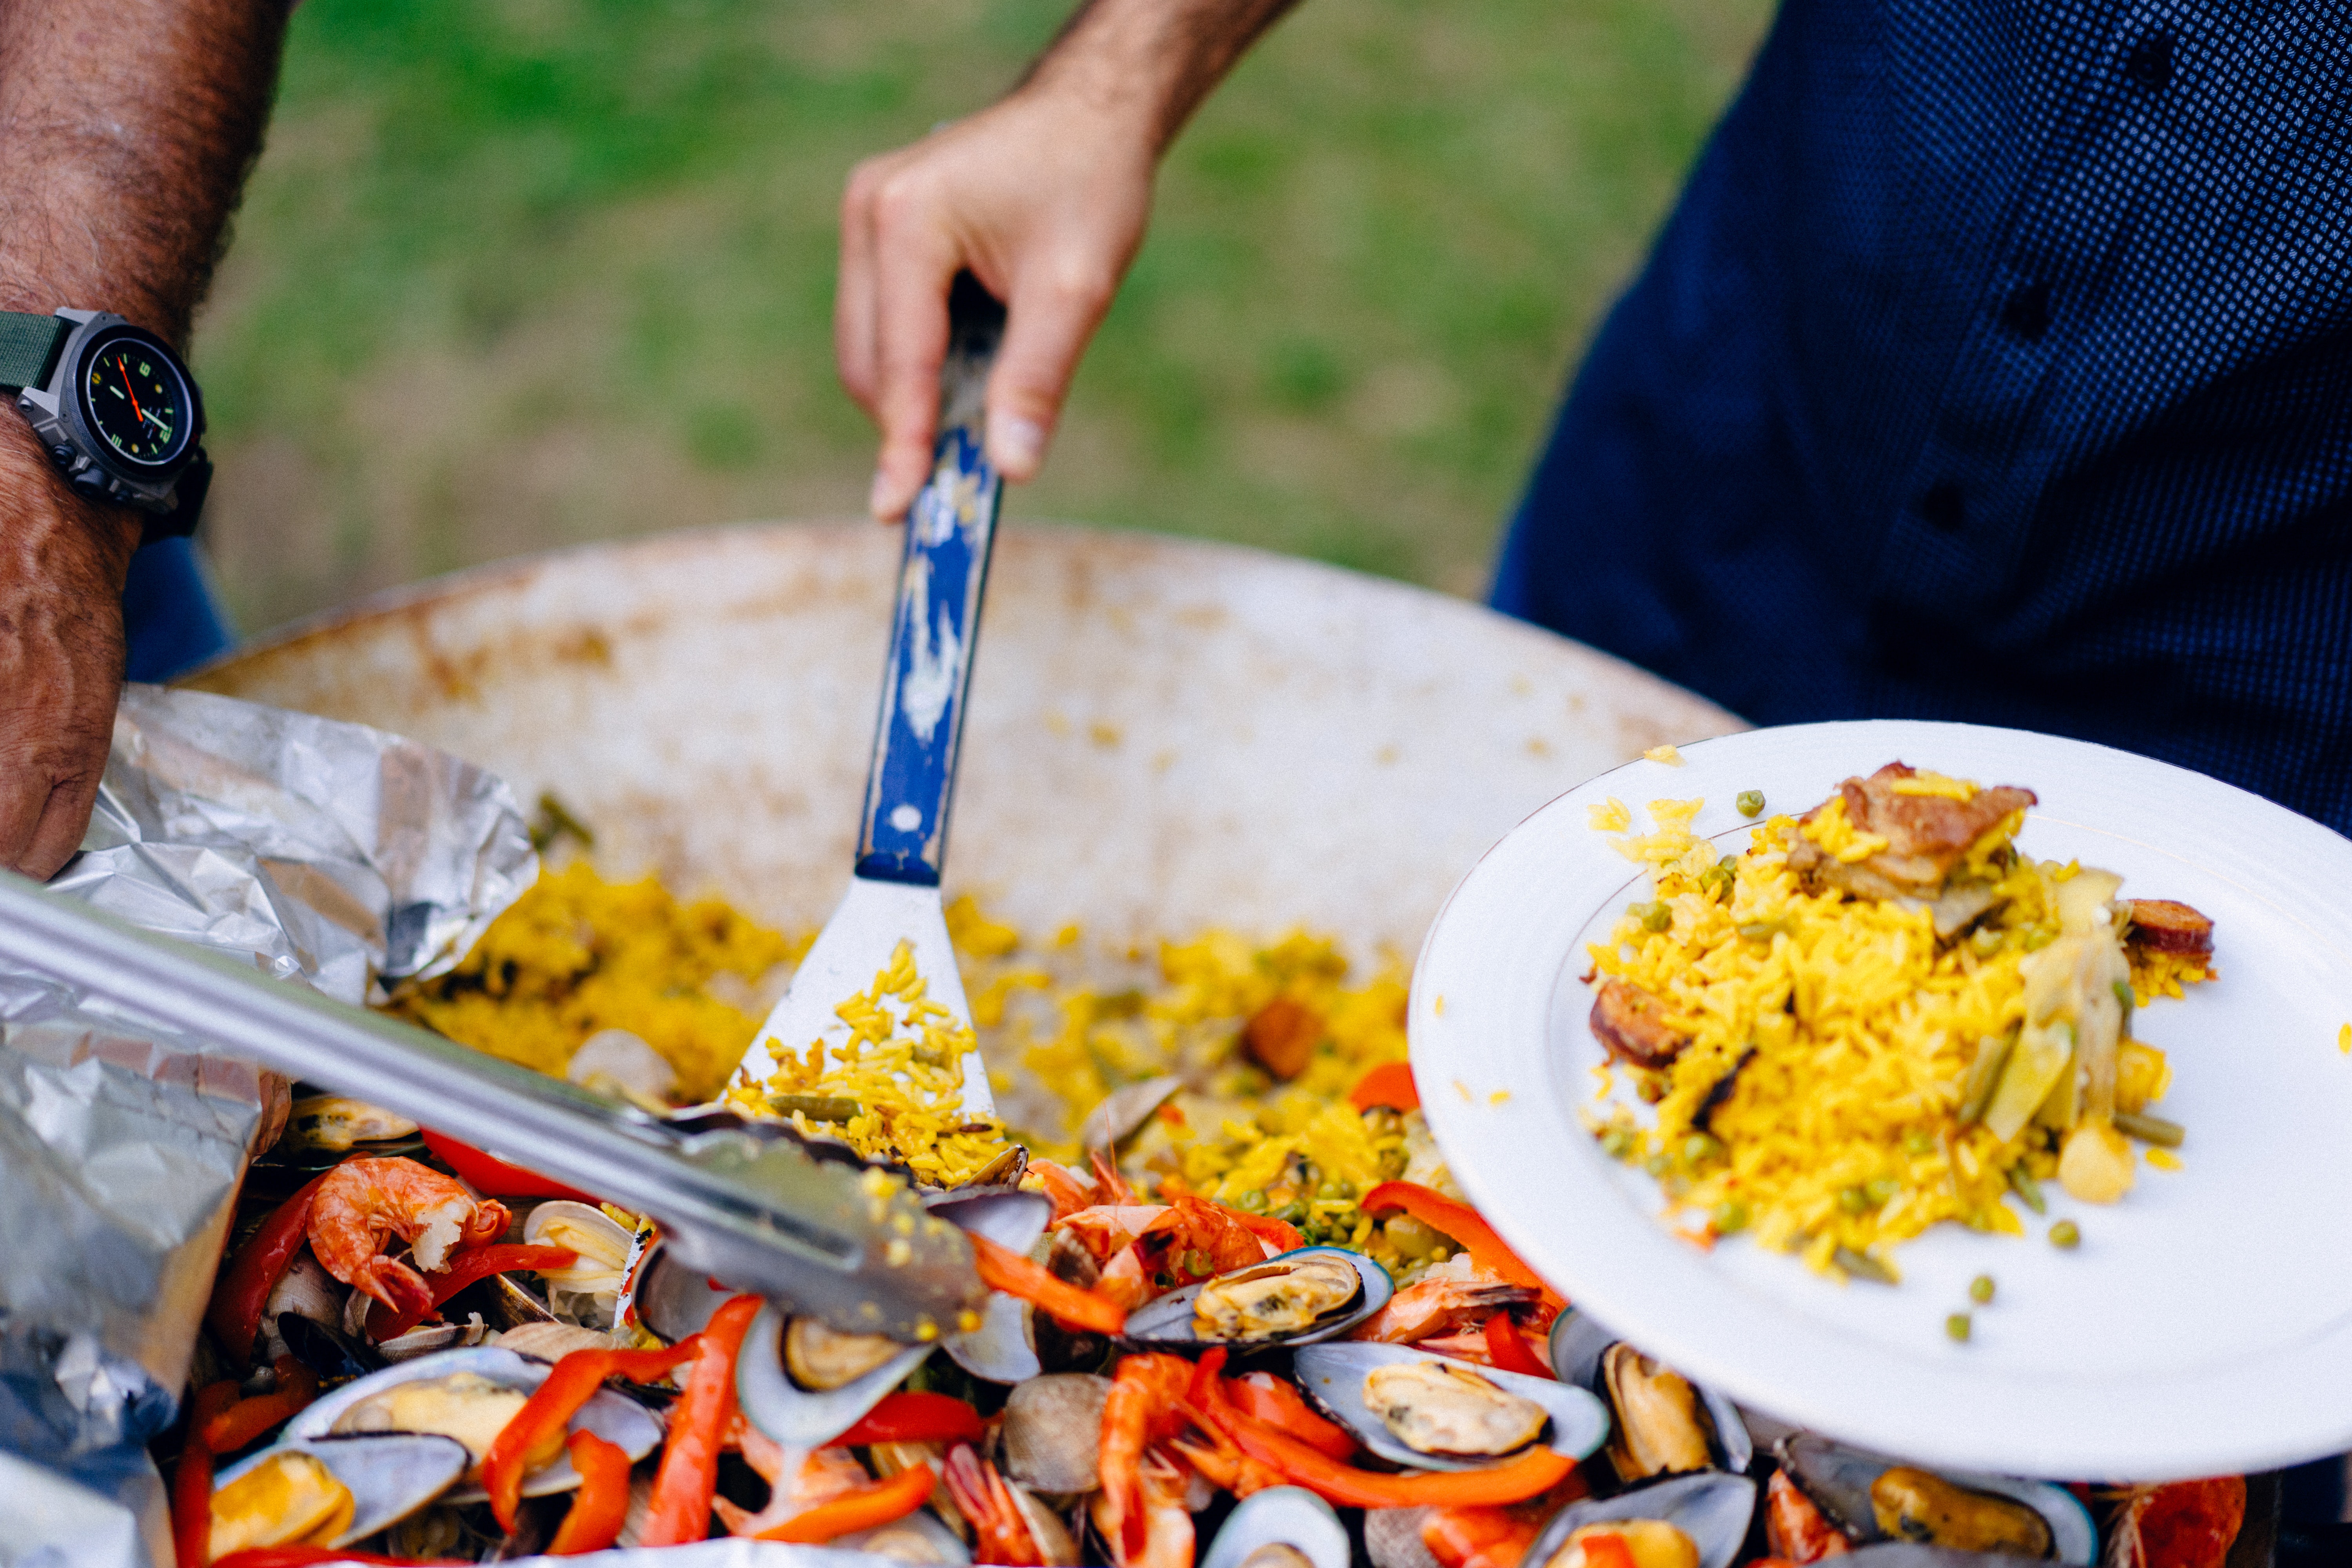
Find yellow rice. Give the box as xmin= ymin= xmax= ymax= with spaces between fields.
xmin=1586 ymin=787 xmax=2207 ymax=1279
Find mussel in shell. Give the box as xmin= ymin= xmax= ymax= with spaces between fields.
xmin=284 ymin=1096 xmax=420 ymax=1154
xmin=1122 ymin=1247 xmax=1393 ymax=1348
xmin=1523 ymin=1472 xmax=1758 ymax=1568
xmin=1871 ymin=1466 xmax=2054 ymax=1558
xmin=1602 ymin=1343 xmax=1716 ymax=1481
xmin=1362 ymin=1361 xmax=1549 ymax=1458
xmin=1544 ymin=1521 xmax=1698 ymax=1568
xmin=209 ymin=1433 xmax=469 ymax=1552
xmin=330 ymin=1372 xmax=552 ymax=1480
xmin=788 ymin=1316 xmax=911 ymax=1391
xmin=1195 ymin=1255 xmax=1364 ymax=1341
xmin=1294 ymin=1342 xmax=1607 ymax=1473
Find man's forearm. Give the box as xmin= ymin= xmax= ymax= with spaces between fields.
xmin=0 ymin=0 xmax=287 ymax=345
xmin=1023 ymin=0 xmax=1299 ymax=153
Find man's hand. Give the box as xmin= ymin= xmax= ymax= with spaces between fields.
xmin=838 ymin=0 xmax=1298 ymax=521
xmin=0 ymin=0 xmax=285 ymax=876
xmin=0 ymin=428 xmax=139 ymax=878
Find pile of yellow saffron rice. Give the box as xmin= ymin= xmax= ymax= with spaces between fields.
xmin=1584 ymin=789 xmax=2209 ymax=1281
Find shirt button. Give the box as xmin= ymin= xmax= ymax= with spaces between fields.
xmin=1919 ymin=481 xmax=1965 ymax=534
xmin=2000 ymin=281 xmax=2052 ymax=341
xmin=2125 ymin=32 xmax=2174 ymax=89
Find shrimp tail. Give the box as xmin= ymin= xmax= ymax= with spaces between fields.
xmin=353 ymin=1252 xmax=435 ymax=1318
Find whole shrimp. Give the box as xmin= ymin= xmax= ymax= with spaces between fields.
xmin=1087 ymin=1449 xmax=1195 ymax=1568
xmin=1096 ymin=1354 xmax=1196 ymax=1563
xmin=1351 ymin=1255 xmax=1543 ymax=1345
xmin=307 ymin=1156 xmax=509 ymax=1315
xmin=1764 ymin=1469 xmax=1851 ymax=1562
xmin=942 ymin=1442 xmax=1069 ymax=1566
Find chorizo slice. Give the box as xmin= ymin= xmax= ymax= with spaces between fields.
xmin=1590 ymin=978 xmax=1690 ymax=1069
xmin=2121 ymin=898 xmax=2214 ymax=956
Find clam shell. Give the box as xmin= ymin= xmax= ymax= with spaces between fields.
xmin=1200 ymin=1486 xmax=1350 ymax=1568
xmin=1123 ymin=1248 xmax=1393 ymax=1348
xmin=1776 ymin=1436 xmax=2094 ymax=1565
xmin=842 ymin=1506 xmax=977 ymax=1564
xmin=929 ymin=1187 xmax=1053 ymax=1384
xmin=1521 ymin=1471 xmax=1758 ymax=1568
xmin=523 ymin=1199 xmax=635 ymax=1258
xmin=1547 ymin=1308 xmax=1753 ymax=1473
xmin=1001 ymin=1373 xmax=1113 ymax=1494
xmin=1291 ymin=1342 xmax=1609 ymax=1472
xmin=1080 ymin=1075 xmax=1185 ymax=1151
xmin=212 ymin=1432 xmax=468 ymax=1547
xmin=735 ymin=1301 xmax=930 ymax=1446
xmin=283 ymin=1345 xmax=660 ymax=1502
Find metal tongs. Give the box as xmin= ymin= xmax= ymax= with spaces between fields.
xmin=0 ymin=870 xmax=984 ymax=1342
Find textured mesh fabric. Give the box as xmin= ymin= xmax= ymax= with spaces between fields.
xmin=1492 ymin=0 xmax=2352 ymax=833
xmin=0 ymin=311 xmax=67 ymax=390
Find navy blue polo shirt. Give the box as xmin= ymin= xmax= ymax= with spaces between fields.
xmin=1492 ymin=2 xmax=2352 ymax=835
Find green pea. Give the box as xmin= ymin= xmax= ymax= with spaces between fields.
xmin=1682 ymin=1133 xmax=1722 ymax=1164
xmin=1736 ymin=790 xmax=1766 ymax=817
xmin=1903 ymin=1130 xmax=1937 ymax=1157
xmin=1599 ymin=1127 xmax=1632 ymax=1159
xmin=1237 ymin=1188 xmax=1268 ymax=1213
xmin=1969 ymin=1274 xmax=1995 ymax=1305
xmin=1945 ymin=1312 xmax=1972 ymax=1343
xmin=1646 ymin=1153 xmax=1672 ymax=1177
xmin=1739 ymin=920 xmax=1790 ymax=943
xmin=1316 ymin=1182 xmax=1344 ymax=1202
xmin=1712 ymin=1199 xmax=1750 ymax=1234
xmin=1866 ymin=1177 xmax=1900 ymax=1205
xmin=1839 ymin=1185 xmax=1871 ymax=1214
xmin=2049 ymin=1220 xmax=2081 ymax=1249
xmin=1642 ymin=902 xmax=1675 ymax=933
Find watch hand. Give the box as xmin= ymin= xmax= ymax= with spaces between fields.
xmin=115 ymin=358 xmax=144 ymax=426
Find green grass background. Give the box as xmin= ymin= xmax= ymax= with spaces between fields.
xmin=192 ymin=0 xmax=1773 ymax=633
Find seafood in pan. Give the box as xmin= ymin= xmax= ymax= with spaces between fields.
xmin=174 ymin=921 xmax=2248 ymax=1566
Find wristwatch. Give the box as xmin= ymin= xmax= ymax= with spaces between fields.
xmin=0 ymin=308 xmax=210 ymax=543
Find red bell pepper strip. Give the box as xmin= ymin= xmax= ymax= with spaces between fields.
xmin=1191 ymin=1369 xmax=1575 ymax=1509
xmin=546 ymin=1430 xmax=634 ymax=1554
xmin=641 ymin=1293 xmax=764 ymax=1544
xmin=365 ymin=1242 xmax=579 ymax=1342
xmin=1349 ymin=1060 xmax=1421 ymax=1112
xmin=205 ymin=1174 xmax=329 ymax=1367
xmin=1361 ymin=1181 xmax=1564 ymax=1312
xmin=421 ymin=1130 xmax=600 ymax=1201
xmin=755 ymin=1462 xmax=939 ymax=1543
xmin=1483 ymin=1314 xmax=1554 ymax=1379
xmin=482 ymin=1337 xmax=702 ymax=1532
xmin=212 ymin=1551 xmax=466 ymax=1568
xmin=1226 ymin=1369 xmax=1356 ymax=1461
xmin=827 ymin=1390 xmax=985 ymax=1448
xmin=970 ymin=1230 xmax=1127 ymax=1335
xmin=199 ymin=1358 xmax=319 ymax=1454
xmin=171 ymin=1380 xmax=242 ymax=1568
xmin=1229 ymin=1210 xmax=1308 ymax=1256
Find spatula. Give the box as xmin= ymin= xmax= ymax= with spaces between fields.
xmin=736 ymin=275 xmax=1006 ymax=1116
xmin=0 ymin=871 xmax=984 ymax=1342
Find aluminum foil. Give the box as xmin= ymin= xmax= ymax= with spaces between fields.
xmin=0 ymin=683 xmax=536 ymax=1567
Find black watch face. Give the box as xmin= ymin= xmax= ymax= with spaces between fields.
xmin=80 ymin=336 xmax=192 ymax=468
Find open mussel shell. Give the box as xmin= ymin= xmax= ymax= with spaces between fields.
xmin=1523 ymin=1471 xmax=1757 ymax=1568
xmin=283 ymin=1345 xmax=660 ymax=1502
xmin=1775 ymin=1436 xmax=2095 ymax=1565
xmin=1200 ymin=1485 xmax=1351 ymax=1568
xmin=1546 ymin=1307 xmax=1753 ymax=1474
xmin=1292 ymin=1342 xmax=1609 ymax=1473
xmin=735 ymin=1301 xmax=930 ymax=1446
xmin=275 ymin=1313 xmax=385 ymax=1383
xmin=212 ymin=1432 xmax=468 ymax=1548
xmin=630 ymin=1241 xmax=736 ymax=1341
xmin=929 ymin=1186 xmax=1054 ymax=1384
xmin=1123 ymin=1247 xmax=1393 ymax=1348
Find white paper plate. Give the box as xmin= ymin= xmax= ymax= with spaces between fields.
xmin=1411 ymin=720 xmax=2352 ymax=1480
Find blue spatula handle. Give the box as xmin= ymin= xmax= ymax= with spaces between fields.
xmin=855 ymin=275 xmax=1007 ymax=886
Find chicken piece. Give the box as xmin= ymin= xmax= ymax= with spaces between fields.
xmin=2120 ymin=898 xmax=2214 ymax=957
xmin=1590 ymin=978 xmax=1690 ymax=1069
xmin=1788 ymin=762 xmax=2036 ymax=900
xmin=1242 ymin=996 xmax=1323 ymax=1080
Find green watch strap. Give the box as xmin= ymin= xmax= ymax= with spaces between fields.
xmin=0 ymin=310 xmax=70 ymax=392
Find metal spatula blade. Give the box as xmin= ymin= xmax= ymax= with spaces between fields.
xmin=0 ymin=871 xmax=985 ymax=1341
xmin=738 ymin=276 xmax=1006 ymax=1114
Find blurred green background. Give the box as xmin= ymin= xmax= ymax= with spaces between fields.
xmin=192 ymin=0 xmax=1772 ymax=634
